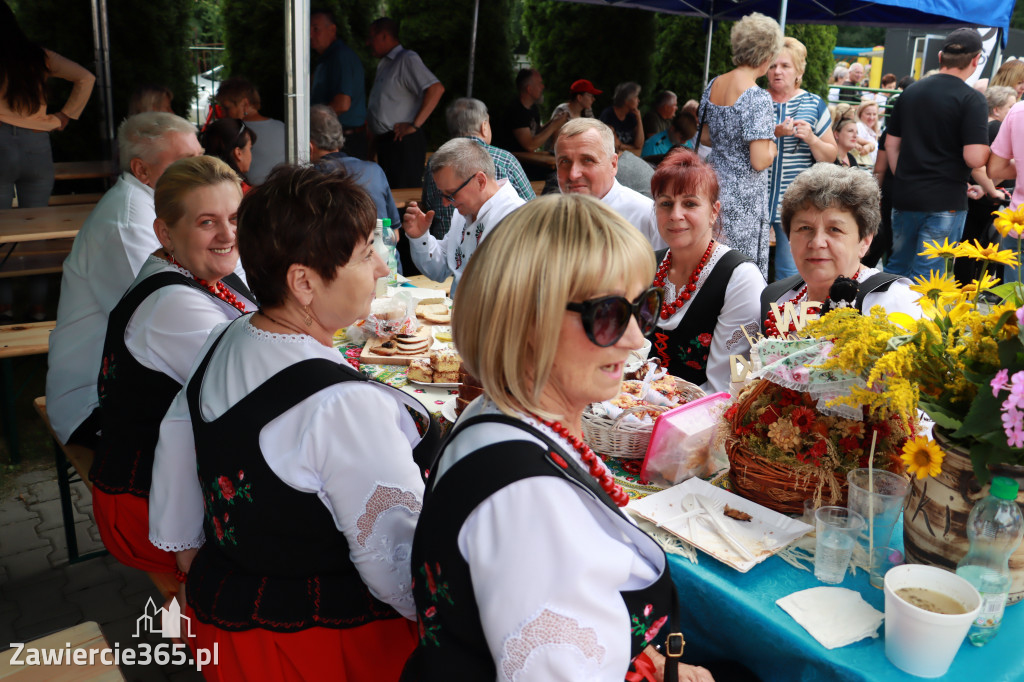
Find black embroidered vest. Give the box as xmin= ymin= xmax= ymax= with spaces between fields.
xmin=185 ymin=320 xmax=440 ymax=632
xmin=652 ymin=248 xmax=751 ymax=386
xmin=91 ymin=271 xmax=243 ymax=498
xmin=402 ymin=414 xmax=680 ymax=680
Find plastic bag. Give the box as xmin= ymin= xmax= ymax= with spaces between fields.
xmin=642 ymin=392 xmax=731 ymax=487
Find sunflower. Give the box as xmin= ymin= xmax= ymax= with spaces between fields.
xmin=992 ymin=206 xmax=1024 ymax=239
xmin=909 ymin=271 xmax=960 ymax=302
xmin=957 ymin=240 xmax=1020 ymax=268
xmin=900 ymin=436 xmax=945 ymax=479
xmin=918 ymin=238 xmax=962 ymax=260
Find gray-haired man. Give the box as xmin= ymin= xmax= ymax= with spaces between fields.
xmin=403 ymin=138 xmax=526 ymax=297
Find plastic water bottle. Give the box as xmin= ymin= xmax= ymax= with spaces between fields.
xmin=381 ymin=218 xmax=399 ymax=285
xmin=372 ymin=219 xmax=389 ymax=297
xmin=955 ymin=476 xmax=1023 ymax=646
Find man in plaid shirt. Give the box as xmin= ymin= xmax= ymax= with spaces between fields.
xmin=420 ymin=98 xmax=535 ymax=239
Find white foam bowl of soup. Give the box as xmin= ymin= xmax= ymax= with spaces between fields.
xmin=883 ymin=564 xmax=981 ymax=678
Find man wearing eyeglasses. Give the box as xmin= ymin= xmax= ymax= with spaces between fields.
xmin=402 ymin=138 xmax=525 ymax=299
xmin=555 ymin=118 xmax=666 ymax=250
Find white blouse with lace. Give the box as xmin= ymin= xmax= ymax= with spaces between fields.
xmin=434 ymin=398 xmax=667 ymax=681
xmin=655 ymin=243 xmax=766 ymax=394
xmin=123 ymin=255 xmax=256 ymax=383
xmin=149 ymin=315 xmax=427 ymax=619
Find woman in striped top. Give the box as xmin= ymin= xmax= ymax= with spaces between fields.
xmin=766 ymin=37 xmax=837 ymax=281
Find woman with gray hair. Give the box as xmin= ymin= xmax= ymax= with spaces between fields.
xmin=698 ymin=12 xmax=782 ymax=279
xmin=404 ymin=194 xmax=715 ymax=682
xmin=760 ymin=163 xmax=920 ymax=335
xmin=599 ymin=81 xmax=644 ymax=155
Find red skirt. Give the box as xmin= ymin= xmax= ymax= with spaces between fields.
xmin=185 ymin=604 xmax=418 ymax=682
xmin=93 ymin=489 xmax=177 ymax=573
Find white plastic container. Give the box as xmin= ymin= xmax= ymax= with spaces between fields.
xmin=883 ymin=564 xmax=982 ymax=678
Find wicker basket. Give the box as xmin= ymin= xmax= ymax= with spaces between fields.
xmin=726 ymin=439 xmax=847 ymax=515
xmin=724 ymin=379 xmax=847 ymax=515
xmin=582 ymin=378 xmax=705 ymax=459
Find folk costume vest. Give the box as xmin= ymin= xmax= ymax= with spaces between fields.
xmin=403 ymin=414 xmax=681 ymax=680
xmin=184 ymin=318 xmax=440 ymax=632
xmin=652 ymin=248 xmax=751 ymax=386
xmin=758 ymin=272 xmax=901 ymax=334
xmin=90 ymin=271 xmax=248 ymax=497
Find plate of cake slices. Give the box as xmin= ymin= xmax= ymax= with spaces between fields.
xmin=406 ymin=349 xmax=462 ymax=386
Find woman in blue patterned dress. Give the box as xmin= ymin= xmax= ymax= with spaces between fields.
xmin=698 ymin=12 xmax=784 ymax=278
xmin=766 ymin=37 xmax=838 ymax=280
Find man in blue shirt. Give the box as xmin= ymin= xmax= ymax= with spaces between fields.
xmin=311 ymin=9 xmax=368 ymax=159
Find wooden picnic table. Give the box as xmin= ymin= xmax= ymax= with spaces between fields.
xmin=53 ymin=161 xmax=118 ymax=182
xmin=0 ymin=620 xmax=124 ymax=680
xmin=513 ymin=151 xmax=556 ymax=169
xmin=0 ymin=204 xmax=91 ymax=246
xmin=391 ymin=187 xmax=421 ymax=211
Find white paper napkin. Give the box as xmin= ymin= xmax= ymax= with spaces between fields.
xmin=776 ymin=587 xmax=884 ymax=649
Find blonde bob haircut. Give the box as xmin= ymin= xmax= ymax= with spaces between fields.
xmin=730 ymin=12 xmax=784 ymax=68
xmin=154 ymin=155 xmax=242 ymax=228
xmin=778 ymin=37 xmax=807 ymax=86
xmin=453 ymin=194 xmax=656 ymax=419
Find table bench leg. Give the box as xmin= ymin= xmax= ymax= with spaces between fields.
xmin=0 ymin=358 xmax=19 ymax=463
xmin=53 ymin=440 xmax=105 ymax=564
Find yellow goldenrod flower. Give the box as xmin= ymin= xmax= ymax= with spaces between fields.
xmin=901 ymin=436 xmax=945 ymax=479
xmin=909 ymin=271 xmax=961 ymax=302
xmin=918 ymin=238 xmax=962 ymax=260
xmin=958 ymin=240 xmax=1020 ymax=267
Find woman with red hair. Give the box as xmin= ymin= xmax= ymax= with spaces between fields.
xmin=649 ymin=148 xmax=766 ymax=392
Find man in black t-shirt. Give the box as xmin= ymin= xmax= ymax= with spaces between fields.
xmin=497 ymin=69 xmax=568 ymax=180
xmin=883 ymin=28 xmax=990 ymax=279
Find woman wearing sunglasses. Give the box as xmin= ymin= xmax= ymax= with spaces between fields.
xmin=403 ymin=194 xmax=714 ymax=682
xmin=650 ymin=148 xmax=765 ymax=393
xmin=200 ymin=117 xmax=257 ymax=192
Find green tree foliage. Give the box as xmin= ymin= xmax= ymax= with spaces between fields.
xmin=835 ymin=26 xmax=885 ymax=49
xmin=387 ymin=0 xmax=513 ymax=148
xmin=13 ymin=0 xmax=195 ymax=160
xmin=650 ymin=16 xmax=732 ymax=103
xmin=522 ymin=0 xmax=656 ymax=118
xmin=222 ymin=0 xmax=378 ymax=121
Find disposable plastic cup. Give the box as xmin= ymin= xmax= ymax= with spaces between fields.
xmin=884 ymin=565 xmax=981 ymax=678
xmin=814 ymin=507 xmax=865 ymax=584
xmin=847 ymin=468 xmax=909 ymax=553
xmin=802 ymin=498 xmax=819 ymax=527
xmin=869 ymin=546 xmax=904 ymax=589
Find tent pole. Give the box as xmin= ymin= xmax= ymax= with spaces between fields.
xmin=467 ymin=0 xmax=481 ymax=97
xmin=90 ymin=0 xmax=115 ymax=160
xmin=703 ymin=20 xmax=713 ymax=90
xmin=284 ymin=0 xmax=310 ymax=164
xmin=779 ymin=0 xmax=788 ymax=32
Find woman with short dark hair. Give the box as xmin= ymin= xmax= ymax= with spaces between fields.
xmin=599 ymin=81 xmax=644 ymax=155
xmin=150 ymin=165 xmax=438 ymax=681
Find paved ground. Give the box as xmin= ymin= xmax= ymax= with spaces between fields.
xmin=0 ymin=468 xmax=203 ymax=681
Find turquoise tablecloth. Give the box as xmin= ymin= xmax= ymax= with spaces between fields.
xmin=669 ymin=538 xmax=1024 ymax=681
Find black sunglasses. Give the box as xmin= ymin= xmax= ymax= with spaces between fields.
xmin=566 ymin=287 xmax=663 ymax=347
xmin=440 ymin=172 xmax=477 ymax=203
xmin=232 ymin=119 xmax=249 ymax=149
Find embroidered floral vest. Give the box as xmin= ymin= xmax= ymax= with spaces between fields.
xmin=652 ymin=248 xmax=750 ymax=386
xmin=91 ymin=271 xmax=242 ymax=498
xmin=402 ymin=414 xmax=680 ymax=680
xmin=184 ymin=321 xmax=440 ymax=632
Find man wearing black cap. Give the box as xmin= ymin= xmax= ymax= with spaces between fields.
xmin=884 ymin=27 xmax=989 ymax=279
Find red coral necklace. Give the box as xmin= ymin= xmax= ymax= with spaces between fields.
xmin=167 ymin=252 xmax=247 ymax=313
xmin=652 ymin=240 xmax=715 ymax=319
xmin=535 ymin=416 xmax=629 ymax=507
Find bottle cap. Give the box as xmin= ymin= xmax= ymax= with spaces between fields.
xmin=383 ymin=218 xmax=391 ymax=228
xmin=990 ymin=476 xmax=1019 ymax=501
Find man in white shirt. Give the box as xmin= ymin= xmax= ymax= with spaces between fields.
xmin=402 ymin=138 xmax=525 ymax=299
xmin=46 ymin=112 xmax=203 ymax=447
xmin=554 ymin=118 xmax=664 ymax=250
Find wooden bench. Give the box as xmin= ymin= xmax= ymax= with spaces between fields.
xmin=34 ymin=396 xmax=178 ymax=599
xmin=0 ymin=621 xmax=125 ymax=680
xmin=53 ymin=161 xmax=118 ymax=182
